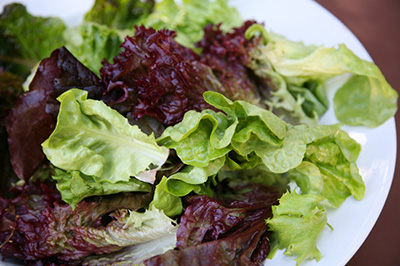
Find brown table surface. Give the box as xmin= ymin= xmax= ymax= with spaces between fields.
xmin=315 ymin=1 xmax=400 ymax=265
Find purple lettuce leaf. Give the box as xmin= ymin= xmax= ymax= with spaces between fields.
xmin=0 ymin=181 xmax=152 ymax=265
xmin=6 ymin=47 xmax=104 ymax=181
xmin=100 ymin=25 xmax=220 ymax=126
xmin=196 ymin=20 xmax=266 ymax=106
xmin=143 ymin=179 xmax=284 ymax=266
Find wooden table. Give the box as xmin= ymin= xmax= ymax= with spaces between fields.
xmin=315 ymin=1 xmax=400 ymax=265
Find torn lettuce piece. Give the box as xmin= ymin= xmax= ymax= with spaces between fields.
xmin=84 ymin=0 xmax=155 ymax=29
xmin=64 ymin=22 xmax=129 ymax=75
xmin=232 ymin=123 xmax=341 ymax=174
xmin=290 ymin=129 xmax=364 ymax=207
xmin=158 ymin=109 xmax=236 ymax=167
xmin=158 ymin=92 xmax=363 ymax=206
xmin=53 ymin=169 xmax=151 ymax=209
xmin=140 ymin=0 xmax=242 ymax=49
xmin=0 ymin=181 xmax=175 ymax=263
xmin=149 ymin=176 xmax=182 ymax=217
xmin=0 ymin=3 xmax=66 ymax=77
xmin=245 ymin=24 xmax=397 ymax=127
xmin=82 ymin=230 xmax=177 ymax=266
xmin=164 ymin=156 xmax=225 ymax=197
xmin=266 ymin=191 xmax=328 ymax=266
xmin=42 ymin=89 xmax=169 ymax=205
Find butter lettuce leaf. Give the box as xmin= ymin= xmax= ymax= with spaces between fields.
xmin=164 ymin=157 xmax=225 ymax=197
xmin=42 ymin=89 xmax=169 ymax=205
xmin=234 ymin=124 xmax=341 ymax=174
xmin=267 ymin=191 xmax=328 ymax=266
xmin=246 ymin=24 xmax=397 ymax=127
xmin=158 ymin=92 xmax=363 ymax=206
xmin=288 ymin=128 xmax=364 ymax=207
xmin=158 ymin=109 xmax=236 ymax=167
xmin=334 ymin=74 xmax=397 ymax=127
xmin=140 ymin=0 xmax=242 ymax=49
xmin=53 ymin=169 xmax=151 ymax=209
xmin=149 ymin=176 xmax=182 ymax=217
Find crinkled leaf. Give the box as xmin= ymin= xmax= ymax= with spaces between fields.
xmin=140 ymin=0 xmax=242 ymax=49
xmin=149 ymin=176 xmax=182 ymax=217
xmin=197 ymin=21 xmax=264 ymax=105
xmin=53 ymin=169 xmax=151 ymax=209
xmin=42 ymin=89 xmax=169 ymax=188
xmin=266 ymin=191 xmax=328 ymax=265
xmin=0 ymin=181 xmax=170 ymax=264
xmin=100 ymin=26 xmax=218 ymax=125
xmin=145 ymin=180 xmax=284 ymax=266
xmin=246 ymin=25 xmax=397 ymax=127
xmin=6 ymin=47 xmax=104 ymax=181
xmin=84 ymin=0 xmax=155 ymax=29
xmin=164 ymin=157 xmax=225 ymax=197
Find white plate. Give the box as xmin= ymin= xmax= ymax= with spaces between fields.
xmin=0 ymin=0 xmax=396 ymax=266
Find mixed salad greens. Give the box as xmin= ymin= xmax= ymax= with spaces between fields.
xmin=0 ymin=0 xmax=397 ymax=266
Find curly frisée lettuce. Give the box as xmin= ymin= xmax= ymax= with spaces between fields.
xmin=42 ymin=89 xmax=169 ymax=207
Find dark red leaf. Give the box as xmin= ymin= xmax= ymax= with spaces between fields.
xmin=197 ymin=20 xmax=267 ymax=106
xmin=0 ymin=181 xmax=151 ymax=265
xmin=6 ymin=47 xmax=104 ymax=181
xmin=144 ymin=180 xmax=284 ymax=266
xmin=100 ymin=26 xmax=218 ymax=126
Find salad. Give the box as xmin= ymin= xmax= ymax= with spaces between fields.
xmin=0 ymin=0 xmax=397 ymax=266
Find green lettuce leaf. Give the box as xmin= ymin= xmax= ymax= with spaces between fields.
xmin=246 ymin=24 xmax=397 ymax=127
xmin=290 ymin=129 xmax=364 ymax=207
xmin=53 ymin=169 xmax=151 ymax=209
xmin=0 ymin=3 xmax=66 ymax=77
xmin=266 ymin=191 xmax=328 ymax=265
xmin=158 ymin=109 xmax=236 ymax=167
xmin=164 ymin=156 xmax=225 ymax=197
xmin=233 ymin=123 xmax=341 ymax=174
xmin=42 ymin=89 xmax=169 ymax=205
xmin=334 ymin=74 xmax=397 ymax=127
xmin=140 ymin=0 xmax=242 ymax=49
xmin=84 ymin=0 xmax=155 ymax=29
xmin=158 ymin=92 xmax=363 ymax=203
xmin=64 ymin=22 xmax=129 ymax=75
xmin=149 ymin=176 xmax=182 ymax=217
